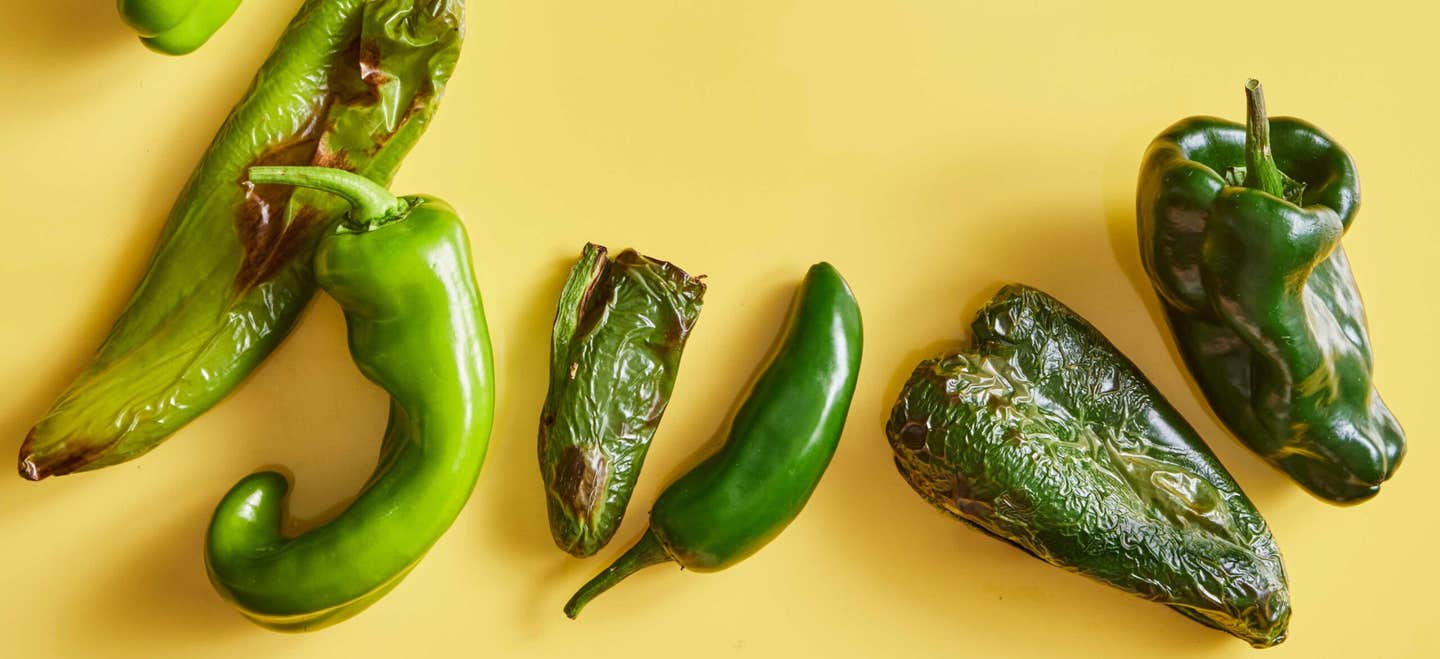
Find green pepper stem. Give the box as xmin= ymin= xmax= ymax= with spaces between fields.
xmin=564 ymin=528 xmax=674 ymax=619
xmin=247 ymin=166 xmax=404 ymax=225
xmin=1242 ymin=79 xmax=1287 ymax=198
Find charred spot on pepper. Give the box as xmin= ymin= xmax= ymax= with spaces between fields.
xmin=18 ymin=429 xmax=120 ymax=481
xmin=555 ymin=445 xmax=607 ymax=518
xmin=232 ymin=112 xmax=328 ymax=293
xmin=897 ymin=421 xmax=929 ymax=452
xmin=358 ymin=41 xmax=392 ymax=92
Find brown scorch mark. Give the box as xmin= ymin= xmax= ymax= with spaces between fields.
xmin=556 ymin=445 xmax=607 ymax=517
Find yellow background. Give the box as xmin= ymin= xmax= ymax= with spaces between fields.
xmin=1 ymin=1 xmax=1435 ymax=656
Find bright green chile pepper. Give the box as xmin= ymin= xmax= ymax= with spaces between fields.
xmin=564 ymin=263 xmax=863 ymax=618
xmin=22 ymin=0 xmax=463 ymax=480
xmin=540 ymin=244 xmax=706 ymax=558
xmin=1137 ymin=80 xmax=1404 ymax=504
xmin=206 ymin=166 xmax=493 ymax=632
xmin=886 ymin=285 xmax=1289 ymax=648
xmin=118 ymin=0 xmax=243 ymax=55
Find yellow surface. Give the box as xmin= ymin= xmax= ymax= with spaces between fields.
xmin=1 ymin=1 xmax=1435 ymax=656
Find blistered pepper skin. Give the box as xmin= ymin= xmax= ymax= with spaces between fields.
xmin=22 ymin=0 xmax=464 ymax=480
xmin=539 ymin=244 xmax=705 ymax=557
xmin=206 ymin=167 xmax=493 ymax=632
xmin=887 ymin=285 xmax=1290 ymax=648
xmin=1137 ymin=81 xmax=1404 ymax=504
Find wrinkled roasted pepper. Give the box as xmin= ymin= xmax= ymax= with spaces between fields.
xmin=1137 ymin=80 xmax=1404 ymax=504
xmin=118 ymin=0 xmax=243 ymax=55
xmin=207 ymin=166 xmax=493 ymax=631
xmin=886 ymin=285 xmax=1290 ymax=648
xmin=539 ymin=244 xmax=706 ymax=557
xmin=565 ymin=263 xmax=862 ymax=618
xmin=22 ymin=0 xmax=464 ymax=480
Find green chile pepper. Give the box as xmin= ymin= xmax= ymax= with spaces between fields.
xmin=1137 ymin=80 xmax=1404 ymax=503
xmin=22 ymin=0 xmax=463 ymax=480
xmin=886 ymin=285 xmax=1289 ymax=647
xmin=540 ymin=244 xmax=706 ymax=558
xmin=564 ymin=263 xmax=863 ymax=618
xmin=119 ymin=0 xmax=243 ymax=55
xmin=206 ymin=166 xmax=493 ymax=632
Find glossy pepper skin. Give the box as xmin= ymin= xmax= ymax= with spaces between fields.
xmin=118 ymin=0 xmax=243 ymax=55
xmin=887 ymin=285 xmax=1289 ymax=648
xmin=1137 ymin=80 xmax=1404 ymax=504
xmin=564 ymin=263 xmax=863 ymax=618
xmin=539 ymin=244 xmax=706 ymax=557
xmin=21 ymin=0 xmax=464 ymax=480
xmin=206 ymin=166 xmax=493 ymax=632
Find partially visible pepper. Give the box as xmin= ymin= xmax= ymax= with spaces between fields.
xmin=207 ymin=166 xmax=493 ymax=632
xmin=539 ymin=244 xmax=706 ymax=558
xmin=1137 ymin=80 xmax=1404 ymax=503
xmin=565 ymin=263 xmax=862 ymax=619
xmin=118 ymin=0 xmax=243 ymax=55
xmin=22 ymin=0 xmax=464 ymax=480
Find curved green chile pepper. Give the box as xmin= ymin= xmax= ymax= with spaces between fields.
xmin=886 ymin=285 xmax=1289 ymax=648
xmin=206 ymin=166 xmax=493 ymax=631
xmin=119 ymin=0 xmax=243 ymax=55
xmin=564 ymin=263 xmax=863 ymax=618
xmin=540 ymin=244 xmax=706 ymax=557
xmin=1137 ymin=80 xmax=1404 ymax=504
xmin=21 ymin=0 xmax=464 ymax=480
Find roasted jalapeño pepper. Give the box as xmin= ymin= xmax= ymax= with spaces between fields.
xmin=1137 ymin=80 xmax=1404 ymax=503
xmin=887 ymin=285 xmax=1289 ymax=647
xmin=539 ymin=244 xmax=705 ymax=558
xmin=22 ymin=0 xmax=464 ymax=480
xmin=206 ymin=166 xmax=493 ymax=631
xmin=118 ymin=0 xmax=243 ymax=55
xmin=564 ymin=263 xmax=862 ymax=618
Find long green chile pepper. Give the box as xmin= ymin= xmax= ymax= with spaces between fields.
xmin=540 ymin=243 xmax=706 ymax=557
xmin=886 ymin=285 xmax=1289 ymax=647
xmin=207 ymin=166 xmax=493 ymax=631
xmin=21 ymin=0 xmax=464 ymax=480
xmin=118 ymin=0 xmax=243 ymax=55
xmin=564 ymin=263 xmax=863 ymax=618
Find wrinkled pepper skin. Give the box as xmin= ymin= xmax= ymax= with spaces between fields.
xmin=886 ymin=285 xmax=1290 ymax=648
xmin=564 ymin=263 xmax=862 ymax=618
xmin=119 ymin=0 xmax=243 ymax=55
xmin=22 ymin=0 xmax=464 ymax=480
xmin=207 ymin=166 xmax=493 ymax=632
xmin=539 ymin=244 xmax=706 ymax=557
xmin=1137 ymin=81 xmax=1404 ymax=504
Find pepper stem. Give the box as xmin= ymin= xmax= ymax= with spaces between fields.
xmin=564 ymin=528 xmax=674 ymax=619
xmin=1242 ymin=79 xmax=1288 ymax=198
xmin=248 ymin=166 xmax=404 ymax=226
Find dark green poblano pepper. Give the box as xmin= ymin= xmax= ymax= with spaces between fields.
xmin=22 ymin=0 xmax=463 ymax=480
xmin=565 ymin=263 xmax=863 ymax=619
xmin=886 ymin=285 xmax=1289 ymax=648
xmin=1137 ymin=80 xmax=1404 ymax=504
xmin=207 ymin=166 xmax=493 ymax=632
xmin=539 ymin=244 xmax=705 ymax=557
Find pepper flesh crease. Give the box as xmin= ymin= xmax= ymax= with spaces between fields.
xmin=886 ymin=285 xmax=1289 ymax=648
xmin=539 ymin=243 xmax=706 ymax=558
xmin=1137 ymin=80 xmax=1404 ymax=504
xmin=21 ymin=0 xmax=464 ymax=480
